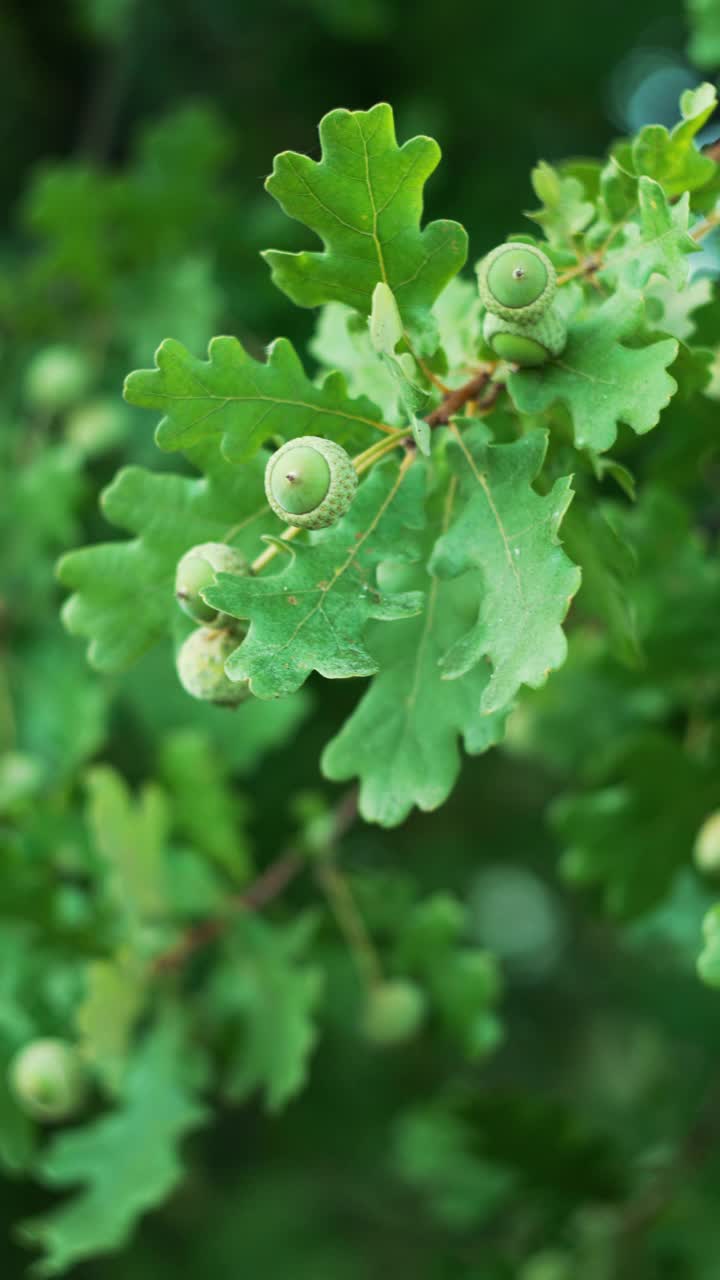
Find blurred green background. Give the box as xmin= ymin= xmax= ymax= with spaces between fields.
xmin=4 ymin=1 xmax=720 ymax=1277
xmin=3 ymin=0 xmax=709 ymax=348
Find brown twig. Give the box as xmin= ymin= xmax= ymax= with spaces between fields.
xmin=556 ymin=253 xmax=603 ymax=287
xmin=426 ymin=367 xmax=496 ymax=427
xmin=153 ymin=786 xmax=359 ymax=973
xmin=475 ymin=381 xmax=503 ymax=416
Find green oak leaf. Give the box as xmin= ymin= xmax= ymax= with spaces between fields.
xmin=587 ymin=452 xmax=636 ymax=501
xmin=599 ymin=152 xmax=638 ymax=223
xmin=322 ymin=541 xmax=508 ymax=827
xmin=58 ymin=447 xmax=269 ymax=672
xmin=369 ymin=283 xmax=431 ymax=455
xmin=670 ymin=341 xmax=714 ymax=400
xmin=614 ymin=490 xmax=720 ymax=695
xmin=562 ymin=503 xmax=642 ymax=668
xmin=508 ymin=291 xmax=678 ymax=453
xmin=159 ymin=729 xmax=253 ymax=883
xmin=552 ymin=732 xmax=716 ymax=917
xmin=429 ymin=427 xmax=581 ymax=714
xmin=12 ymin=632 xmax=107 ymax=779
xmin=392 ymin=1103 xmax=514 ymax=1228
xmin=432 ymin=275 xmax=484 ymax=371
xmin=205 ymin=459 xmax=426 ymax=697
xmin=85 ymin=766 xmax=169 ymax=922
xmin=698 ymin=905 xmax=720 ymax=987
xmin=602 ymin=178 xmax=698 ymax=290
xmin=210 ymin=915 xmax=322 ymax=1111
xmin=645 ymin=274 xmax=712 ymax=341
xmin=21 ymin=1016 xmax=208 ymax=1277
xmin=75 ymin=951 xmax=147 ymax=1095
xmin=526 ymin=161 xmax=594 ymax=247
xmin=124 ymin=334 xmax=388 ymax=460
xmin=631 ymin=82 xmax=717 ymax=197
xmin=263 ymin=103 xmax=468 ymax=341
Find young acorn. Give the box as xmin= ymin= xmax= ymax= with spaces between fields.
xmin=175 ymin=542 xmax=249 ymax=625
xmin=265 ymin=435 xmax=357 ymax=530
xmin=362 ymin=979 xmax=426 ymax=1047
xmin=694 ymin=811 xmax=720 ymax=874
xmin=476 ymin=241 xmax=567 ymax=367
xmin=24 ymin=345 xmax=93 ymax=413
xmin=176 ymin=626 xmax=251 ymax=706
xmin=9 ymin=1038 xmax=86 ymax=1123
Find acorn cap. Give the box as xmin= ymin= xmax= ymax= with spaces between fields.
xmin=483 ymin=306 xmax=567 ymax=367
xmin=477 ymin=242 xmax=556 ymax=324
xmin=265 ymin=436 xmax=358 ymax=530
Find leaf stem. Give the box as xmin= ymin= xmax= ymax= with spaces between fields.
xmin=415 ymin=353 xmax=451 ymax=395
xmin=353 ymin=431 xmax=407 ymax=473
xmin=315 ymin=859 xmax=383 ymax=990
xmin=556 ymin=254 xmax=603 ymax=286
xmin=692 ymin=208 xmax=720 ymax=242
xmin=555 ymin=199 xmax=720 ymax=290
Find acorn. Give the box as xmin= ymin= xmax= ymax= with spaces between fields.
xmin=477 ymin=242 xmax=557 ymax=324
xmin=9 ymin=1038 xmax=86 ymax=1123
xmin=694 ymin=811 xmax=720 ymax=874
xmin=175 ymin=542 xmax=248 ymax=624
xmin=265 ymin=436 xmax=357 ymax=530
xmin=24 ymin=346 xmax=93 ymax=413
xmin=176 ymin=626 xmax=250 ymax=706
xmin=362 ymin=979 xmax=426 ymax=1047
xmin=477 ymin=242 xmax=566 ymax=366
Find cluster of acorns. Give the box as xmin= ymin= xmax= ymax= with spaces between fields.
xmin=173 ymin=436 xmax=359 ymax=705
xmin=477 ymin=241 xmax=567 ymax=367
xmin=174 ymin=242 xmax=563 ymax=705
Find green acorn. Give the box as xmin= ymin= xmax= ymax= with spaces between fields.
xmin=483 ymin=306 xmax=567 ymax=367
xmin=695 ymin=811 xmax=720 ymax=874
xmin=265 ymin=436 xmax=357 ymax=530
xmin=175 ymin=542 xmax=249 ymax=624
xmin=66 ymin=397 xmax=127 ymax=456
xmin=9 ymin=1038 xmax=85 ymax=1123
xmin=362 ymin=979 xmax=426 ymax=1047
xmin=477 ymin=242 xmax=556 ymax=324
xmin=24 ymin=346 xmax=93 ymax=413
xmin=176 ymin=626 xmax=251 ymax=706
